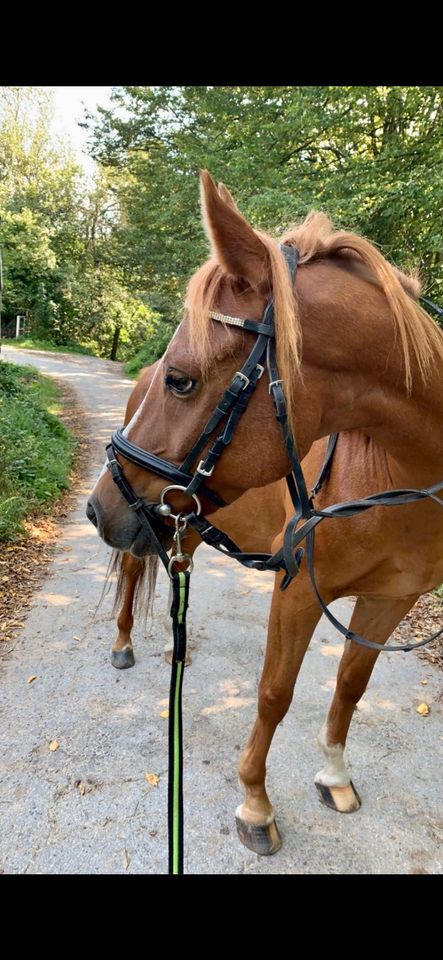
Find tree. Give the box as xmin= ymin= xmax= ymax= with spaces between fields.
xmin=0 ymin=87 xmax=157 ymax=357
xmin=86 ymin=86 xmax=443 ymax=317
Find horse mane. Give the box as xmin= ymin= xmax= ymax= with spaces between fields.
xmin=186 ymin=209 xmax=443 ymax=438
xmin=280 ymin=211 xmax=442 ymax=392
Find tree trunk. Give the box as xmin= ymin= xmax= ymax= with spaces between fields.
xmin=110 ymin=324 xmax=121 ymax=361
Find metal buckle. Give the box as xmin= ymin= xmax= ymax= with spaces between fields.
xmin=106 ymin=458 xmax=121 ymax=478
xmin=268 ymin=379 xmax=284 ymax=394
xmin=255 ymin=364 xmax=265 ymax=379
xmin=197 ymin=461 xmax=215 ymax=477
xmin=235 ymin=371 xmax=250 ymax=390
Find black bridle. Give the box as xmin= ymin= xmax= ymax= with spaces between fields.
xmin=102 ymin=243 xmax=443 ymax=875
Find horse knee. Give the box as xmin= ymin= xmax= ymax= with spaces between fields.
xmin=258 ymin=683 xmax=292 ymax=721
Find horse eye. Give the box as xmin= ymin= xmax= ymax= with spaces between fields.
xmin=165 ymin=373 xmax=196 ymax=396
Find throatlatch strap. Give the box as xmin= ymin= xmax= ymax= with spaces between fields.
xmin=168 ymin=570 xmax=190 ymax=875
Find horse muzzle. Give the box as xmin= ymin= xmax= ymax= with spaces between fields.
xmin=86 ymin=494 xmax=173 ymax=556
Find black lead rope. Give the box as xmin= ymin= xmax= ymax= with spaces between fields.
xmin=106 ymin=446 xmax=191 ymax=875
xmin=168 ymin=570 xmax=190 ymax=875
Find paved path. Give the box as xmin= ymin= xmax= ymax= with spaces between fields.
xmin=0 ymin=345 xmax=441 ymax=874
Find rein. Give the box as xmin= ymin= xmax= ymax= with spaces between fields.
xmin=104 ymin=244 xmax=443 ymax=873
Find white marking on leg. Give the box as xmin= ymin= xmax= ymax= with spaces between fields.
xmin=315 ymin=723 xmax=351 ymax=787
xmin=235 ymin=803 xmax=275 ymax=826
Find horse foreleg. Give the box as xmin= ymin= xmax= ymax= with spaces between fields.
xmin=315 ymin=593 xmax=419 ymax=813
xmin=111 ymin=553 xmax=145 ymax=669
xmin=236 ymin=574 xmax=323 ymax=855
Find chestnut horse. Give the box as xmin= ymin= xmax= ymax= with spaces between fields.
xmin=88 ymin=172 xmax=443 ymax=854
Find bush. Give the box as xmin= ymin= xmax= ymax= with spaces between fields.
xmin=0 ymin=361 xmax=76 ymax=540
xmin=124 ymin=322 xmax=176 ymax=377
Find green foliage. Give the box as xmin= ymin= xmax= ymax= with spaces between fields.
xmin=124 ymin=319 xmax=176 ymax=376
xmin=0 ymin=360 xmax=75 ymax=540
xmin=0 ymin=87 xmax=148 ymax=358
xmin=88 ymin=85 xmax=443 ymax=314
xmin=1 ymin=86 xmax=443 ymax=368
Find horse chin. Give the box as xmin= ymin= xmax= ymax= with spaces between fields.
xmin=129 ymin=518 xmax=173 ymax=558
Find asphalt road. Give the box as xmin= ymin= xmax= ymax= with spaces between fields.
xmin=0 ymin=345 xmax=441 ymax=874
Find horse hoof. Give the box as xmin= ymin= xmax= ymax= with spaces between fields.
xmin=235 ymin=815 xmax=282 ymax=855
xmin=111 ymin=647 xmax=135 ymax=669
xmin=315 ymin=780 xmax=361 ymax=813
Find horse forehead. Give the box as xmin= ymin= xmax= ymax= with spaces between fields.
xmin=166 ymin=313 xmax=244 ymax=368
xmin=219 ymin=282 xmax=264 ymax=317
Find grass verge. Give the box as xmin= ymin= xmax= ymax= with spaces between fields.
xmin=0 ymin=360 xmax=76 ymax=541
xmin=4 ymin=338 xmax=94 ymax=356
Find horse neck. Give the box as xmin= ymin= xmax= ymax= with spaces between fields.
xmin=297 ymin=267 xmax=443 ymax=486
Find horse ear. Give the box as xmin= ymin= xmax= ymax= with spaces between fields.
xmin=218 ymin=182 xmax=239 ymax=212
xmin=200 ymin=170 xmax=268 ymax=287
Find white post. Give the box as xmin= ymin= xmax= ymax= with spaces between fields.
xmin=16 ymin=316 xmax=21 ymax=338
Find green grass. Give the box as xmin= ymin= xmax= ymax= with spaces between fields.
xmin=4 ymin=337 xmax=95 ymax=356
xmin=435 ymin=584 xmax=443 ymax=603
xmin=0 ymin=360 xmax=76 ymax=541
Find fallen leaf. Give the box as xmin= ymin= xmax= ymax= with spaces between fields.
xmin=160 ymin=710 xmax=169 ymax=719
xmin=49 ymin=740 xmax=60 ymax=751
xmin=416 ymin=703 xmax=430 ymax=716
xmin=27 ymin=675 xmax=37 ymax=684
xmin=145 ymin=772 xmax=160 ymax=787
xmin=420 ymin=679 xmax=428 ymax=685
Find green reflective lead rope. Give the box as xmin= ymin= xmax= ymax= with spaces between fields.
xmin=168 ymin=570 xmax=190 ymax=875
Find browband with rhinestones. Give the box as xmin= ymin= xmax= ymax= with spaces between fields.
xmin=209 ymin=310 xmax=275 ymax=337
xmin=209 ymin=310 xmax=247 ymax=327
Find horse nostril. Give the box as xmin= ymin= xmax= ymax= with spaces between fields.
xmin=86 ymin=500 xmax=98 ymax=527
